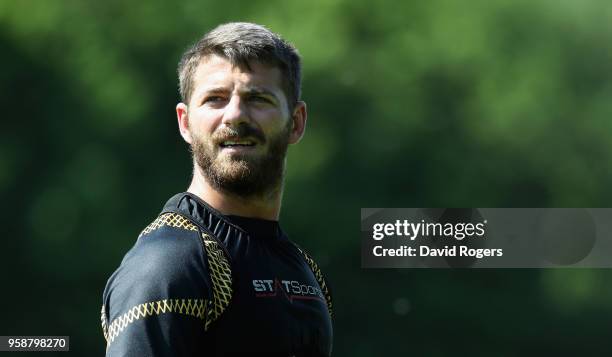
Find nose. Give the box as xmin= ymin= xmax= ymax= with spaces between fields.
xmin=221 ymin=94 xmax=249 ymax=127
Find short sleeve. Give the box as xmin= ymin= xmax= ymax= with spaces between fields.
xmin=101 ymin=221 xmax=211 ymax=357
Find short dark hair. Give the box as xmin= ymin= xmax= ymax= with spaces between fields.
xmin=178 ymin=22 xmax=302 ymax=108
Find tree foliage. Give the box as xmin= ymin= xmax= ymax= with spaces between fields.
xmin=2 ymin=1 xmax=612 ymax=355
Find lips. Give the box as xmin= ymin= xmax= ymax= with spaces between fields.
xmin=214 ymin=124 xmax=265 ymax=149
xmin=219 ymin=139 xmax=256 ymax=148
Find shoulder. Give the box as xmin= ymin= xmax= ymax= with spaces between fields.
xmin=102 ymin=213 xmax=211 ymax=342
xmin=106 ymin=213 xmax=209 ymax=297
xmin=287 ymin=241 xmax=334 ymax=318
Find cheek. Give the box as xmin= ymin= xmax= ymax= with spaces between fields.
xmin=255 ymin=106 xmax=287 ymax=120
xmin=188 ymin=114 xmax=216 ymax=137
xmin=191 ymin=129 xmax=215 ymax=150
xmin=252 ymin=110 xmax=290 ymax=133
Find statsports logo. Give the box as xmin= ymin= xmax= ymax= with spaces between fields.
xmin=252 ymin=278 xmax=324 ymax=302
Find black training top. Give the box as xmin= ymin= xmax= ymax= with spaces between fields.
xmin=101 ymin=192 xmax=333 ymax=356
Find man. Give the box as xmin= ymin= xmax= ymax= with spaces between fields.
xmin=101 ymin=22 xmax=333 ymax=356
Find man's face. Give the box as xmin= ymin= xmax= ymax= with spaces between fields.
xmin=179 ymin=55 xmax=302 ymax=197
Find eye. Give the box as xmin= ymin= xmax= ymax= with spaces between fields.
xmin=249 ymin=95 xmax=273 ymax=105
xmin=205 ymin=96 xmax=223 ymax=103
xmin=201 ymin=95 xmax=228 ymax=106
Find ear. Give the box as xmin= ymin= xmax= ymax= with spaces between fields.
xmin=288 ymin=101 xmax=307 ymax=144
xmin=176 ymin=102 xmax=193 ymax=144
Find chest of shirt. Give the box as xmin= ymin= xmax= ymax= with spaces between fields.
xmin=206 ymin=238 xmax=333 ymax=355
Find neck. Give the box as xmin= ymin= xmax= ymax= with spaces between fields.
xmin=187 ymin=167 xmax=283 ymax=221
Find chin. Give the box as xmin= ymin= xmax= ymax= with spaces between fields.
xmin=215 ymin=160 xmax=253 ymax=178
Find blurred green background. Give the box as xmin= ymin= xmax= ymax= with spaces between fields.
xmin=2 ymin=0 xmax=612 ymax=355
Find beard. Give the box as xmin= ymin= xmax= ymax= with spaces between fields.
xmin=191 ymin=121 xmax=291 ymax=198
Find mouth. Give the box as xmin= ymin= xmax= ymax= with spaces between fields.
xmin=218 ymin=138 xmax=258 ymax=152
xmin=219 ymin=139 xmax=256 ymax=148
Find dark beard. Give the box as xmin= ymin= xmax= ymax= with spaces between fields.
xmin=191 ymin=123 xmax=290 ymax=198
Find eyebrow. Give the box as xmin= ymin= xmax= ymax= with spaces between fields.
xmin=200 ymin=86 xmax=278 ymax=99
xmin=243 ymin=86 xmax=274 ymax=96
xmin=199 ymin=87 xmax=229 ymax=96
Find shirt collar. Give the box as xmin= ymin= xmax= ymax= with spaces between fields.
xmin=162 ymin=192 xmax=284 ymax=241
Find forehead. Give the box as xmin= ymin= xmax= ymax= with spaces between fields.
xmin=191 ymin=55 xmax=284 ymax=95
